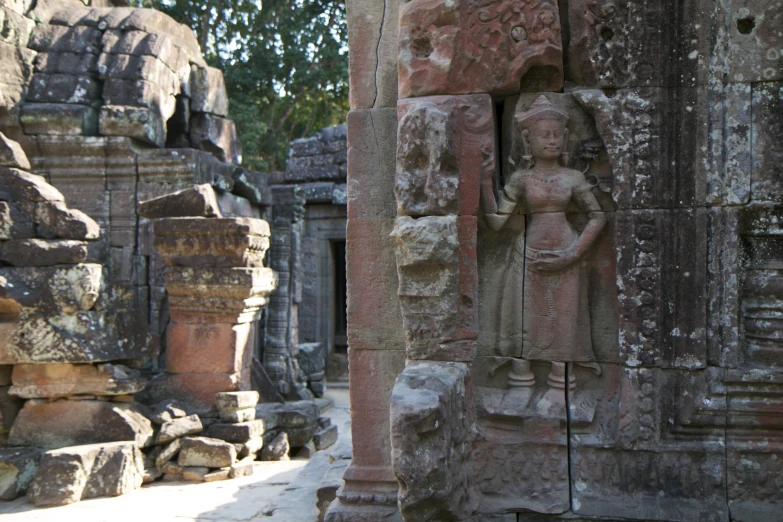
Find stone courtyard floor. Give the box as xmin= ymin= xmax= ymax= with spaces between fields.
xmin=0 ymin=388 xmax=351 ymax=522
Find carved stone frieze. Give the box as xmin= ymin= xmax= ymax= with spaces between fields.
xmin=398 ymin=0 xmax=564 ymax=98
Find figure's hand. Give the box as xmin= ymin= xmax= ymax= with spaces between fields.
xmin=530 ymin=247 xmax=578 ymax=273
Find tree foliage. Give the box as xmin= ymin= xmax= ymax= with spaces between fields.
xmin=151 ymin=0 xmax=348 ymax=172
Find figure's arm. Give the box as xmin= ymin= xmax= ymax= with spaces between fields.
xmin=572 ymin=184 xmax=606 ymax=257
xmin=484 ymin=175 xmax=522 ymax=231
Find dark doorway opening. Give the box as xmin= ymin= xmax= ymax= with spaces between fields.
xmin=332 ymin=240 xmax=348 ymax=354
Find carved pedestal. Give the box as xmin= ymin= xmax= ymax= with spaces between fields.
xmin=153 ymin=217 xmax=277 ymax=408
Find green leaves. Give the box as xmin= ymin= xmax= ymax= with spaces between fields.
xmin=153 ymin=0 xmax=348 ymax=171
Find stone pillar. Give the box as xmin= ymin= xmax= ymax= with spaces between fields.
xmin=152 ymin=216 xmax=277 ymax=409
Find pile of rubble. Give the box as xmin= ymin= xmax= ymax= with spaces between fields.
xmin=0 ymin=390 xmax=338 ymax=506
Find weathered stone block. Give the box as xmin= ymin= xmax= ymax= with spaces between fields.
xmin=346 ymin=0 xmax=400 ymax=109
xmin=35 ymin=201 xmax=100 ymax=239
xmin=155 ymin=414 xmax=203 ymax=445
xmin=0 ymin=309 xmax=153 ymax=364
xmin=28 ymin=24 xmax=102 ymax=54
xmin=219 ymin=407 xmax=256 ymax=423
xmin=27 ymin=73 xmax=101 ymax=104
xmin=190 ymin=113 xmax=241 ymax=165
xmin=189 ymin=64 xmax=229 ymax=116
xmin=346 ymin=219 xmax=406 ymax=351
xmin=0 ymin=167 xmax=64 ymax=202
xmin=391 ymin=215 xmax=478 ymax=361
xmin=229 ymin=456 xmax=254 ymax=478
xmin=313 ymin=424 xmax=338 ymax=451
xmin=178 ymin=436 xmax=236 ymax=468
xmin=615 ymin=209 xmax=708 ymax=368
xmin=398 ymin=0 xmax=563 ymax=98
xmin=260 ymin=431 xmax=290 ymax=461
xmin=0 ymin=132 xmax=30 ymax=169
xmin=28 ymin=441 xmax=144 ymax=506
xmin=396 ymin=95 xmax=495 ymax=217
xmin=206 ymin=419 xmax=267 ymax=443
xmin=99 ymin=105 xmax=166 ymax=148
xmin=34 ymin=51 xmax=98 ymax=76
xmin=9 ymin=400 xmax=154 ymax=449
xmin=0 ymin=238 xmax=88 ymax=266
xmin=153 ymin=217 xmax=271 ymax=268
xmin=346 ymin=109 xmax=397 ymax=219
xmin=750 ymin=82 xmax=783 ymax=202
xmin=19 ymin=103 xmax=98 ymax=136
xmin=139 ymin=183 xmax=222 ymax=219
xmin=166 ymin=322 xmax=254 ymax=374
xmin=0 ymin=386 xmax=23 ymax=438
xmin=727 ymin=1 xmax=783 ymax=83
xmin=0 ymin=447 xmax=43 ymax=500
xmin=391 ymin=361 xmax=472 ymax=521
xmin=216 ymin=390 xmax=260 ymax=410
xmin=9 ymin=363 xmax=143 ymax=398
xmin=0 ymin=264 xmax=101 ymax=315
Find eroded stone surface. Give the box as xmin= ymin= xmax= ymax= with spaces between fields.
xmin=177 ymin=436 xmax=236 ymax=468
xmin=9 ymin=363 xmax=143 ymax=398
xmin=398 ymin=0 xmax=564 ymax=98
xmin=9 ymin=400 xmax=154 ymax=449
xmin=0 ymin=447 xmax=43 ymax=500
xmin=391 ymin=361 xmax=472 ymax=521
xmin=27 ymin=441 xmax=143 ymax=506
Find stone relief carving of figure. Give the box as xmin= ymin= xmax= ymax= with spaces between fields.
xmin=485 ymin=95 xmax=606 ymax=413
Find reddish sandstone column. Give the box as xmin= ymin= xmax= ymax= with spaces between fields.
xmin=152 ymin=217 xmax=277 ymax=409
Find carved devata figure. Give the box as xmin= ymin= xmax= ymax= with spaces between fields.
xmin=485 ymin=95 xmax=606 ymax=411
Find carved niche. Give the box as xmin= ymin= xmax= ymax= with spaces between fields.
xmin=473 ymin=93 xmax=617 ymax=515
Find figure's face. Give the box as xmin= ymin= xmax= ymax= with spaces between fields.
xmin=540 ymin=11 xmax=555 ymax=24
xmin=528 ymin=119 xmax=564 ymax=160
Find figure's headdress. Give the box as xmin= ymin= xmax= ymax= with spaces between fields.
xmin=517 ymin=95 xmax=569 ymax=129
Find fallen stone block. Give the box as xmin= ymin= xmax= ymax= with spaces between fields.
xmin=206 ymin=419 xmax=267 ymax=443
xmin=204 ymin=468 xmax=230 ymax=482
xmin=0 ymin=446 xmax=43 ymax=500
xmin=139 ymin=184 xmax=221 ymax=219
xmin=295 ymin=440 xmax=317 ymax=459
xmin=215 ymin=390 xmax=259 ymax=410
xmin=219 ymin=407 xmax=256 ymax=424
xmin=35 ymin=201 xmax=100 ymax=240
xmin=182 ymin=466 xmax=209 ymax=481
xmin=0 ymin=132 xmax=30 ymax=169
xmin=238 ymin=437 xmax=264 ymax=459
xmin=28 ymin=441 xmax=144 ymax=506
xmin=260 ymin=432 xmax=289 ymax=462
xmin=255 ymin=400 xmax=319 ymax=429
xmin=313 ymin=424 xmax=338 ymax=451
xmin=0 ymin=238 xmax=87 ymax=266
xmin=178 ymin=436 xmax=236 ymax=468
xmin=9 ymin=363 xmax=143 ymax=399
xmin=160 ymin=461 xmax=183 ymax=475
xmin=142 ymin=454 xmax=162 ymax=483
xmin=155 ymin=414 xmax=202 ymax=445
xmin=149 ymin=398 xmax=188 ymax=424
xmin=229 ymin=456 xmax=254 ymax=478
xmin=285 ymin=425 xmax=319 ymax=447
xmin=9 ymin=400 xmax=154 ymax=449
xmin=154 ymin=438 xmax=181 ymax=469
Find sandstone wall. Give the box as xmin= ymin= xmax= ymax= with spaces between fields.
xmin=335 ymin=0 xmax=783 ymax=521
